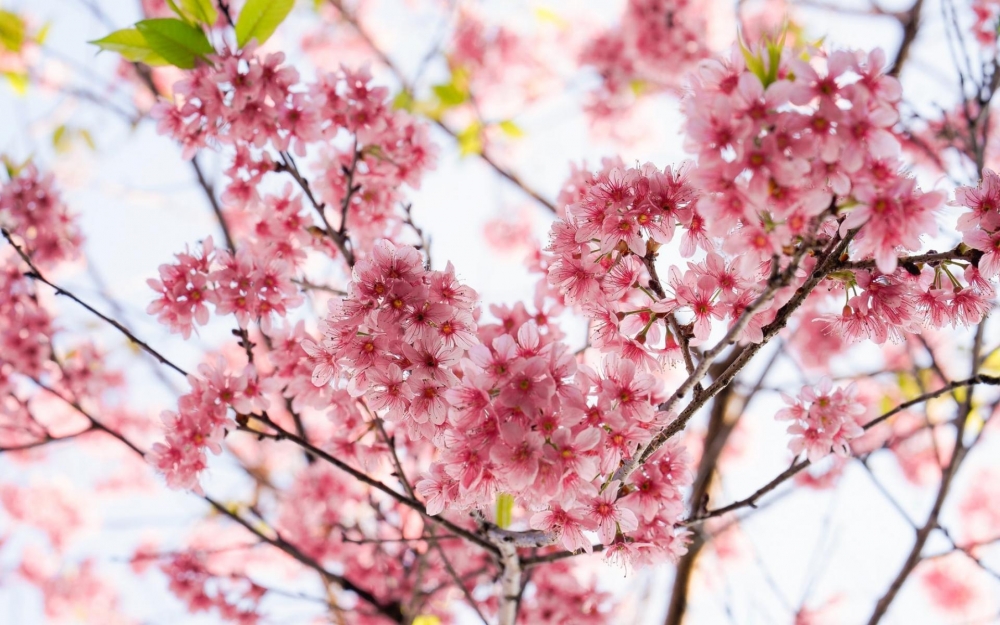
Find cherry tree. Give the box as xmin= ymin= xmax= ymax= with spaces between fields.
xmin=2 ymin=0 xmax=1000 ymax=623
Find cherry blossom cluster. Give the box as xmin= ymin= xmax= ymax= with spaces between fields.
xmin=0 ymin=259 xmax=53 ymax=397
xmin=775 ymin=378 xmax=866 ymax=461
xmin=0 ymin=163 xmax=81 ymax=267
xmin=308 ymin=66 xmax=437 ymax=251
xmin=822 ymin=263 xmax=993 ymax=346
xmin=304 ymin=240 xmax=477 ymax=437
xmin=153 ymin=48 xmax=436 ymax=254
xmin=684 ymin=45 xmax=932 ymax=273
xmin=812 ymin=166 xmax=1000 ymax=346
xmin=144 ymin=179 xmax=326 ymax=347
xmin=0 ymin=166 xmax=78 ymax=442
xmin=146 ymin=229 xmax=303 ymax=338
xmin=447 ymin=7 xmax=552 ymax=117
xmin=147 ymin=359 xmax=276 ymax=491
xmin=956 ymin=168 xmax=1000 ymax=280
xmin=546 ymin=157 xmax=774 ymax=369
xmin=580 ymin=0 xmax=710 ymax=120
xmin=158 ymin=552 xmax=263 ymax=624
xmin=417 ymin=317 xmax=693 ymax=564
xmin=302 ymin=240 xmax=692 ymax=565
xmin=546 ymin=43 xmax=997 ymax=368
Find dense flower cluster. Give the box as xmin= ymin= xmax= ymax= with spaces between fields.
xmin=147 ymin=231 xmax=303 ymax=338
xmin=814 ymin=164 xmax=1000 ymax=346
xmin=0 ymin=164 xmax=81 ymax=266
xmin=956 ymin=168 xmax=1000 ymax=280
xmin=153 ymin=50 xmax=436 ymax=255
xmin=0 ymin=167 xmax=81 ymax=447
xmin=146 ymin=359 xmax=278 ymax=491
xmin=306 ymin=241 xmax=692 ymax=565
xmin=683 ymin=45 xmax=932 ymax=273
xmin=159 ymin=553 xmax=263 ymax=624
xmin=547 ymin=43 xmax=998 ymax=368
xmin=0 ymin=259 xmax=53 ymax=395
xmin=776 ymin=378 xmax=866 ymax=461
xmin=304 ymin=241 xmax=478 ymax=434
xmin=581 ymin=0 xmax=711 ymax=119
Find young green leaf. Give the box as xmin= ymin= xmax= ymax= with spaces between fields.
xmin=235 ymin=0 xmax=294 ymax=48
xmin=456 ymin=121 xmax=483 ymax=157
xmin=179 ymin=0 xmax=219 ymax=26
xmin=392 ymin=90 xmax=415 ymax=112
xmin=1 ymin=70 xmax=28 ymax=94
xmin=495 ymin=493 xmax=514 ymax=529
xmin=0 ymin=10 xmax=25 ymax=53
xmin=431 ymin=82 xmax=467 ymax=108
xmin=89 ymin=28 xmax=169 ymax=66
xmin=52 ymin=125 xmax=68 ymax=152
xmin=498 ymin=120 xmax=524 ymax=138
xmin=135 ymin=18 xmax=214 ymax=69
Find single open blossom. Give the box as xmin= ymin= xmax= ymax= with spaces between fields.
xmin=586 ymin=480 xmax=639 ymax=544
xmin=530 ymin=503 xmax=592 ymax=553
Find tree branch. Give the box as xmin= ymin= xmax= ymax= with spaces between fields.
xmin=327 ymin=0 xmax=558 ymax=215
xmin=3 ymin=228 xmax=189 ymax=378
xmin=683 ymin=372 xmax=1000 ymax=526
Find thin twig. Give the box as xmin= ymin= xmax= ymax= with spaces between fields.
xmin=3 ymin=228 xmax=188 ymax=378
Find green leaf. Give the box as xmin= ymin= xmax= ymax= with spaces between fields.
xmin=456 ymin=121 xmax=483 ymax=157
xmin=179 ymin=0 xmax=219 ymax=26
xmin=431 ymin=82 xmax=467 ymax=108
xmin=495 ymin=493 xmax=514 ymax=529
xmin=0 ymin=10 xmax=25 ymax=53
xmin=235 ymin=0 xmax=294 ymax=48
xmin=135 ymin=19 xmax=213 ymax=69
xmin=79 ymin=129 xmax=96 ymax=151
xmin=52 ymin=125 xmax=68 ymax=152
xmin=53 ymin=126 xmax=97 ymax=153
xmin=498 ymin=120 xmax=524 ymax=138
xmin=35 ymin=22 xmax=52 ymax=45
xmin=392 ymin=89 xmax=414 ymax=112
xmin=1 ymin=70 xmax=28 ymax=94
xmin=89 ymin=28 xmax=169 ymax=66
xmin=2 ymin=155 xmax=30 ymax=178
xmin=983 ymin=348 xmax=1000 ymax=376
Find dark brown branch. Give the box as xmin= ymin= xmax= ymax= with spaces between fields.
xmin=275 ymin=151 xmax=356 ymax=267
xmin=866 ymin=325 xmax=987 ymax=624
xmin=243 ymin=415 xmax=500 ymax=555
xmin=3 ymin=228 xmax=188 ymax=378
xmin=838 ymin=246 xmax=975 ymax=271
xmin=889 ymin=0 xmax=925 ymax=78
xmin=328 ymin=0 xmax=557 ymax=215
xmin=191 ymin=155 xmax=236 ymax=252
xmin=683 ymin=373 xmax=1000 ymax=526
xmin=664 ymin=344 xmax=782 ymax=625
xmin=338 ymin=144 xmax=362 ymax=238
xmin=35 ymin=381 xmax=404 ymax=622
xmin=0 ymin=426 xmax=94 ymax=453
